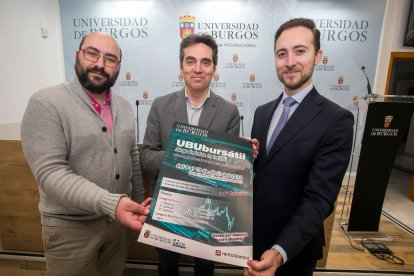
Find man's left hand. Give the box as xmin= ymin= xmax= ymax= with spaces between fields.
xmin=244 ymin=249 xmax=282 ymax=276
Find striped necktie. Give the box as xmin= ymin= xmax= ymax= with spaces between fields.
xmin=267 ymin=97 xmax=297 ymax=154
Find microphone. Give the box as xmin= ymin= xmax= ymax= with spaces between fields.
xmin=240 ymin=115 xmax=244 ymax=137
xmin=361 ymin=66 xmax=372 ymax=95
xmin=136 ymin=100 xmax=140 ymax=142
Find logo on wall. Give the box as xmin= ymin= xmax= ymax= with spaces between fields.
xmin=225 ymin=53 xmax=245 ymax=69
xmin=143 ymin=90 xmax=149 ymax=100
xmin=233 ymin=54 xmax=239 ymax=63
xmin=315 ymin=54 xmax=334 ymax=72
xmin=171 ymin=72 xmax=185 ymax=89
xmin=179 ymin=14 xmax=196 ymax=39
xmin=384 ymin=115 xmax=393 ymax=128
xmin=118 ymin=71 xmax=138 ymax=87
xmin=231 ymin=93 xmax=237 ymax=102
xmin=214 ymin=73 xmax=220 ymax=81
xmin=211 ymin=72 xmax=226 ymax=88
xmin=329 ymin=74 xmax=350 ymax=92
xmin=249 ymin=74 xmax=256 ymax=82
xmin=242 ymin=73 xmax=262 ymax=89
xmin=125 ymin=72 xmax=132 ymax=81
xmin=140 ymin=90 xmax=153 ymax=106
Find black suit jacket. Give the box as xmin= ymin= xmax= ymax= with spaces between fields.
xmin=251 ymin=88 xmax=354 ymax=269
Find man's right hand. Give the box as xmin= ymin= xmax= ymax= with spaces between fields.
xmin=115 ymin=197 xmax=152 ymax=232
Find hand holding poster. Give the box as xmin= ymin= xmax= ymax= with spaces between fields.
xmin=138 ymin=122 xmax=253 ymax=267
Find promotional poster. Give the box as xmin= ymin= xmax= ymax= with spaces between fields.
xmin=138 ymin=122 xmax=253 ymax=267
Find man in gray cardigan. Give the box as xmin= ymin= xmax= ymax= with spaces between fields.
xmin=141 ymin=34 xmax=240 ymax=276
xmin=21 ymin=32 xmax=151 ymax=276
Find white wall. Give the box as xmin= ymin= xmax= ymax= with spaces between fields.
xmin=374 ymin=0 xmax=414 ymax=94
xmin=0 ymin=0 xmax=64 ymax=139
xmin=1 ymin=0 xmax=413 ymax=140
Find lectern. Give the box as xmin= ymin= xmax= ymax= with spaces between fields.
xmin=346 ymin=95 xmax=414 ymax=231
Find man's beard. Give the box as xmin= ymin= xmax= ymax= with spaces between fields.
xmin=278 ymin=67 xmax=312 ymax=92
xmin=75 ymin=59 xmax=119 ymax=94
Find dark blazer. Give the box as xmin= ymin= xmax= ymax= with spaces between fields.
xmin=141 ymin=89 xmax=240 ymax=175
xmin=251 ymin=88 xmax=354 ymax=272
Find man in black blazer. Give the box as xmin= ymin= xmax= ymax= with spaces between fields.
xmin=245 ymin=18 xmax=354 ymax=276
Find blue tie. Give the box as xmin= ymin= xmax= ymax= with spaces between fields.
xmin=267 ymin=97 xmax=297 ymax=154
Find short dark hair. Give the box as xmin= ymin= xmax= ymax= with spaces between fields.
xmin=179 ymin=34 xmax=218 ymax=67
xmin=274 ymin=18 xmax=320 ymax=53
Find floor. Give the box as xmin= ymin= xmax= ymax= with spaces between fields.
xmin=382 ymin=169 xmax=414 ymax=232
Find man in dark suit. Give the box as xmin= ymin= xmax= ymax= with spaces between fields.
xmin=245 ymin=18 xmax=354 ymax=276
xmin=141 ymin=34 xmax=253 ymax=276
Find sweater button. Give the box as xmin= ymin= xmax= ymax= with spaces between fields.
xmin=102 ymin=126 xmax=107 ymax=132
xmin=116 ymin=174 xmax=120 ymax=179
xmin=114 ymin=148 xmax=117 ymax=154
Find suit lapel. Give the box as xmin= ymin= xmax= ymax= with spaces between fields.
xmin=266 ymin=89 xmax=323 ymax=161
xmin=173 ymin=89 xmax=188 ymax=124
xmin=198 ymin=91 xmax=218 ymax=129
xmin=261 ymin=95 xmax=282 ymax=148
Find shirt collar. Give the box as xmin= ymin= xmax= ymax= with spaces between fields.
xmin=184 ymin=87 xmax=210 ymax=109
xmin=282 ymin=83 xmax=313 ymax=104
xmin=86 ymin=91 xmax=111 ymax=113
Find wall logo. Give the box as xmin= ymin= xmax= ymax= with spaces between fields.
xmin=118 ymin=71 xmax=138 ymax=87
xmin=179 ymin=14 xmax=196 ymax=39
xmin=143 ymin=90 xmax=149 ymax=100
xmin=242 ymin=73 xmax=262 ymax=89
xmin=171 ymin=72 xmax=185 ymax=89
xmin=329 ymin=74 xmax=349 ymax=92
xmin=384 ymin=115 xmax=393 ymax=128
xmin=211 ymin=73 xmax=226 ymax=88
xmin=231 ymin=93 xmax=237 ymax=102
xmin=125 ymin=72 xmax=132 ymax=80
xmin=140 ymin=90 xmax=153 ymax=106
xmin=315 ymin=54 xmax=334 ymax=72
xmin=249 ymin=74 xmax=255 ymax=82
xmin=225 ymin=53 xmax=245 ymax=69
xmin=233 ymin=54 xmax=239 ymax=62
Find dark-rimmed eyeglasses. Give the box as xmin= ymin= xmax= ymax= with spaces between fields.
xmin=80 ymin=49 xmax=120 ymax=68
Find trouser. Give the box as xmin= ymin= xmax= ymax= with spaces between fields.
xmin=42 ymin=219 xmax=129 ymax=276
xmin=157 ymin=248 xmax=214 ymax=276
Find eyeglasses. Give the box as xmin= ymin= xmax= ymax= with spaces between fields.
xmin=81 ymin=49 xmax=120 ymax=68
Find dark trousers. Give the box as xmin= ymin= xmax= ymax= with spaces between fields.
xmin=157 ymin=248 xmax=214 ymax=276
xmin=275 ymin=249 xmax=318 ymax=276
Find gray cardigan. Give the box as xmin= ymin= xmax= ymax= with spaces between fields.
xmin=21 ymin=77 xmax=144 ymax=227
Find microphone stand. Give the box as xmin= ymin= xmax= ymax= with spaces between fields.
xmin=136 ymin=100 xmax=140 ymax=142
xmin=240 ymin=115 xmax=244 ymax=137
xmin=361 ymin=66 xmax=377 ymax=103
